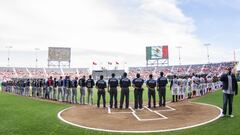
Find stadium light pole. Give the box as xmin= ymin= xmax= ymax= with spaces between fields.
xmin=176 ymin=46 xmax=182 ymax=65
xmin=35 ymin=48 xmax=40 ymax=68
xmin=204 ymin=43 xmax=211 ymax=64
xmin=5 ymin=45 xmax=13 ymax=67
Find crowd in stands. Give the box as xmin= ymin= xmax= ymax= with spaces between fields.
xmin=0 ymin=61 xmax=238 ymax=81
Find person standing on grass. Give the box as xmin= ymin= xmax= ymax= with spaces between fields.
xmin=96 ymin=75 xmax=107 ymax=108
xmin=79 ymin=76 xmax=86 ymax=105
xmin=86 ymin=75 xmax=95 ymax=105
xmin=108 ymin=73 xmax=119 ymax=109
xmin=220 ymin=67 xmax=238 ymax=118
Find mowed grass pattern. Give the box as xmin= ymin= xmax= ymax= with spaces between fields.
xmin=0 ymin=83 xmax=239 ymax=135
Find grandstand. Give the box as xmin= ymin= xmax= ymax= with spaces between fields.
xmin=0 ymin=61 xmax=238 ymax=80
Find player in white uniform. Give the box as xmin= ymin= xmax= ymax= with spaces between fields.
xmin=170 ymin=75 xmax=179 ymax=102
xmin=199 ymin=77 xmax=205 ymax=96
xmin=178 ymin=78 xmax=183 ymax=100
xmin=187 ymin=77 xmax=192 ymax=99
xmin=191 ymin=74 xmax=197 ymax=97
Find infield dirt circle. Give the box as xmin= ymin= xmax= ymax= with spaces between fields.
xmin=58 ymin=101 xmax=222 ymax=133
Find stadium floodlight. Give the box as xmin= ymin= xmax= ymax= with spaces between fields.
xmin=204 ymin=43 xmax=211 ymax=64
xmin=5 ymin=45 xmax=13 ymax=67
xmin=176 ymin=46 xmax=182 ymax=65
xmin=35 ymin=48 xmax=40 ymax=68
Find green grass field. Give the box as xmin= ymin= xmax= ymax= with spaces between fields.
xmin=0 ymin=83 xmax=239 ymax=135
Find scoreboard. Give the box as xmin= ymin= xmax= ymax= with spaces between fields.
xmin=48 ymin=47 xmax=71 ymax=61
xmin=146 ymin=46 xmax=169 ymax=60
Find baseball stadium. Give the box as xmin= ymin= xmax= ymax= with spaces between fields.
xmin=1 ymin=1 xmax=240 ymax=135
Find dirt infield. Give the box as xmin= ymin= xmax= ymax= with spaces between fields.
xmin=59 ymin=101 xmax=222 ymax=133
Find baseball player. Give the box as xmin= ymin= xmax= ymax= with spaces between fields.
xmin=57 ymin=76 xmax=64 ymax=101
xmin=65 ymin=76 xmax=72 ymax=103
xmin=25 ymin=79 xmax=30 ymax=96
xmin=72 ymin=77 xmax=78 ymax=104
xmin=79 ymin=76 xmax=86 ymax=105
xmin=170 ymin=75 xmax=178 ymax=102
xmin=53 ymin=78 xmax=57 ymax=100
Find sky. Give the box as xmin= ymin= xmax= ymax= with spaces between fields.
xmin=0 ymin=0 xmax=239 ymax=69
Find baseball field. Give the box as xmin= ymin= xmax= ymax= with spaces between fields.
xmin=0 ymin=83 xmax=239 ymax=135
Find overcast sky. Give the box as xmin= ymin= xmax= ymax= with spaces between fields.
xmin=0 ymin=0 xmax=239 ymax=69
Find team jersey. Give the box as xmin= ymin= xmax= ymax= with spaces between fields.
xmin=78 ymin=78 xmax=86 ymax=87
xmin=86 ymin=79 xmax=95 ymax=88
xmin=72 ymin=79 xmax=78 ymax=88
xmin=132 ymin=78 xmax=144 ymax=88
xmin=120 ymin=77 xmax=131 ymax=88
xmin=57 ymin=79 xmax=63 ymax=87
xmin=108 ymin=77 xmax=118 ymax=88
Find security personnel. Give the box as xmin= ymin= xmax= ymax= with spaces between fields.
xmin=119 ymin=72 xmax=131 ymax=109
xmin=96 ymin=75 xmax=107 ymax=108
xmin=57 ymin=76 xmax=64 ymax=101
xmin=132 ymin=73 xmax=144 ymax=109
xmin=66 ymin=76 xmax=72 ymax=103
xmin=72 ymin=77 xmax=78 ymax=104
xmin=157 ymin=72 xmax=168 ymax=107
xmin=108 ymin=73 xmax=118 ymax=109
xmin=86 ymin=75 xmax=95 ymax=105
xmin=79 ymin=76 xmax=86 ymax=105
xmin=146 ymin=74 xmax=157 ymax=108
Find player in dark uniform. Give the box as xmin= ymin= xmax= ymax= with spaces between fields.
xmin=132 ymin=73 xmax=144 ymax=109
xmin=157 ymin=72 xmax=168 ymax=107
xmin=72 ymin=77 xmax=78 ymax=104
xmin=96 ymin=75 xmax=107 ymax=108
xmin=53 ymin=78 xmax=57 ymax=100
xmin=79 ymin=76 xmax=86 ymax=105
xmin=119 ymin=72 xmax=131 ymax=109
xmin=108 ymin=73 xmax=119 ymax=109
xmin=66 ymin=76 xmax=72 ymax=103
xmin=57 ymin=76 xmax=64 ymax=101
xmin=146 ymin=74 xmax=157 ymax=108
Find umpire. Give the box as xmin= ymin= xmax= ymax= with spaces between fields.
xmin=132 ymin=73 xmax=144 ymax=109
xmin=220 ymin=67 xmax=238 ymax=118
xmin=119 ymin=72 xmax=131 ymax=109
xmin=146 ymin=74 xmax=157 ymax=108
xmin=108 ymin=73 xmax=119 ymax=109
xmin=96 ymin=75 xmax=107 ymax=108
xmin=157 ymin=72 xmax=168 ymax=107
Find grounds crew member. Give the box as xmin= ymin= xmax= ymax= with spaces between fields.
xmin=220 ymin=67 xmax=238 ymax=118
xmin=157 ymin=72 xmax=168 ymax=107
xmin=57 ymin=76 xmax=64 ymax=101
xmin=96 ymin=75 xmax=107 ymax=108
xmin=108 ymin=73 xmax=119 ymax=109
xmin=119 ymin=72 xmax=131 ymax=109
xmin=146 ymin=74 xmax=157 ymax=108
xmin=79 ymin=76 xmax=86 ymax=105
xmin=86 ymin=75 xmax=95 ymax=105
xmin=132 ymin=73 xmax=144 ymax=109
xmin=72 ymin=77 xmax=78 ymax=104
xmin=170 ymin=75 xmax=178 ymax=102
